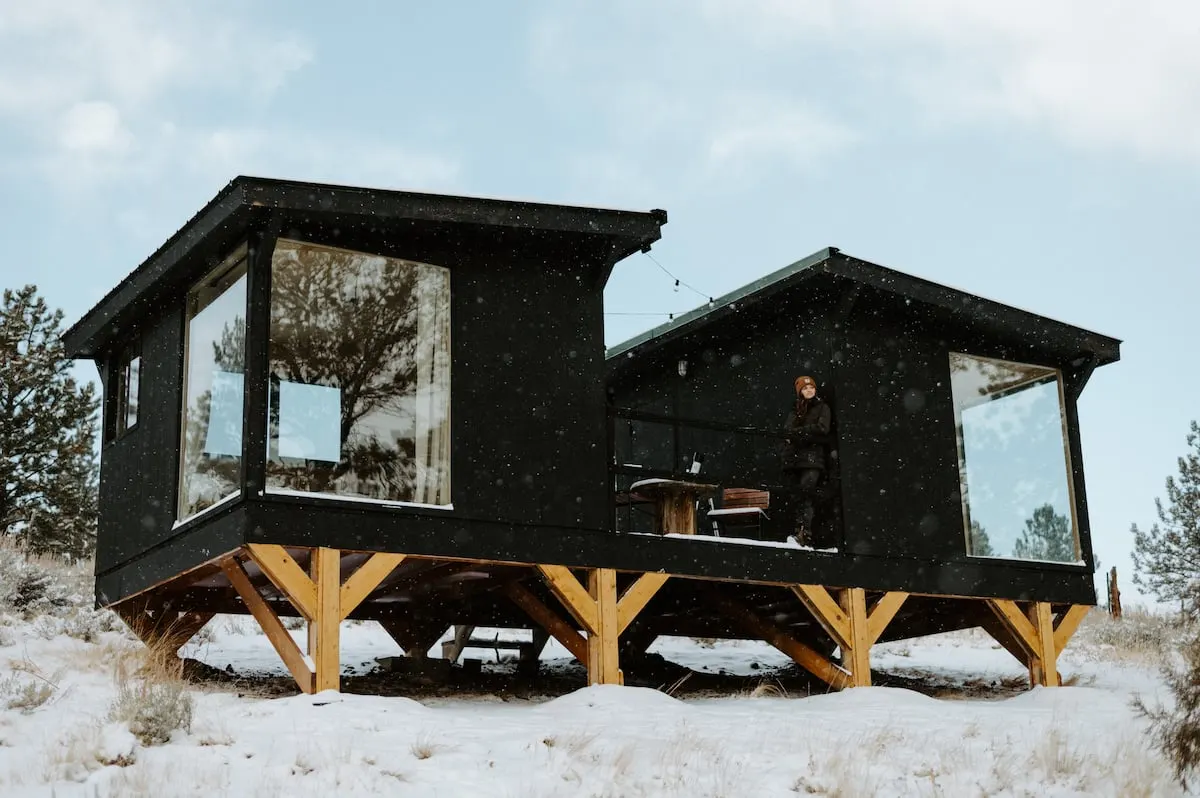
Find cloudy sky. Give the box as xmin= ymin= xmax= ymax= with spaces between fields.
xmin=2 ymin=1 xmax=1195 ymax=602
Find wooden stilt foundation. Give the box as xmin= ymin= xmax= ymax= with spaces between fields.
xmin=982 ymin=600 xmax=1089 ymax=688
xmin=221 ymin=546 xmax=406 ymax=694
xmin=115 ymin=543 xmax=1095 ymax=697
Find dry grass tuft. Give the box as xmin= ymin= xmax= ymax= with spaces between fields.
xmin=410 ymin=731 xmax=450 ymax=760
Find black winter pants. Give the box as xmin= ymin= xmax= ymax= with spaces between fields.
xmin=785 ymin=467 xmax=822 ymax=530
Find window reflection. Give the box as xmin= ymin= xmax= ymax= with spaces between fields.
xmin=266 ymin=239 xmax=451 ymax=506
xmin=178 ymin=247 xmax=248 ymax=520
xmin=950 ymin=352 xmax=1079 ymax=563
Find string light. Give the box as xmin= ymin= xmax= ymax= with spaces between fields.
xmin=642 ymin=252 xmax=712 ymax=304
xmin=604 ymin=251 xmax=716 ymax=322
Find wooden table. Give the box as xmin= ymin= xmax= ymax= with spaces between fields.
xmin=629 ymin=478 xmax=720 ymax=536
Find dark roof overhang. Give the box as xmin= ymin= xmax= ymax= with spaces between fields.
xmin=606 ymin=248 xmax=1121 ymax=383
xmin=63 ymin=176 xmax=668 ymax=359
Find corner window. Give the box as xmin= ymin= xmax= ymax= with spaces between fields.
xmin=950 ymin=352 xmax=1080 ymax=563
xmin=265 ymin=239 xmax=451 ymax=506
xmin=178 ymin=246 xmax=248 ymax=520
xmin=107 ymin=345 xmax=141 ymax=441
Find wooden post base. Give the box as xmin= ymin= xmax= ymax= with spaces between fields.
xmin=224 ymin=546 xmax=406 ymax=694
xmin=982 ymin=600 xmax=1089 ymax=688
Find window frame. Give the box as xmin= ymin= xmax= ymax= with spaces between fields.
xmin=949 ymin=351 xmax=1083 ymax=565
xmin=176 ymin=243 xmax=250 ymax=522
xmin=105 ymin=339 xmax=142 ymax=444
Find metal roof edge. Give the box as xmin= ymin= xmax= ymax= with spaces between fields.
xmin=605 ymin=246 xmax=838 ymax=361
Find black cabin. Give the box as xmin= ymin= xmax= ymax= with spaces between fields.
xmin=61 ymin=181 xmax=1120 ymax=692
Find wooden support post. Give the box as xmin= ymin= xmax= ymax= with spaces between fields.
xmin=587 ymin=568 xmax=621 ymax=686
xmin=791 ymin=586 xmax=905 ymax=687
xmin=840 ymin=588 xmax=871 ymax=687
xmin=983 ymin=599 xmax=1087 ymax=688
xmin=231 ymin=546 xmax=409 ymax=693
xmin=1108 ymin=567 xmax=1122 ymax=619
xmin=312 ymin=547 xmax=341 ymax=692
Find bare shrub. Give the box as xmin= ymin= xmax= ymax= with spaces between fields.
xmin=109 ymin=679 xmax=194 ymax=746
xmin=1 ymin=673 xmax=54 ymax=711
xmin=1136 ymin=630 xmax=1200 ymax=788
xmin=1077 ymin=607 xmax=1187 ymax=662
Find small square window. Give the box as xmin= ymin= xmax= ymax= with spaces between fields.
xmin=108 ymin=345 xmax=141 ymax=442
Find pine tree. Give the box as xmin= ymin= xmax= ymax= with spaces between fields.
xmin=0 ymin=285 xmax=99 ymax=559
xmin=1013 ymin=503 xmax=1075 ymax=562
xmin=1132 ymin=420 xmax=1200 ymax=603
xmin=968 ymin=519 xmax=995 ymax=556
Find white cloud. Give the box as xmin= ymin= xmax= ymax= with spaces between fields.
xmin=699 ymin=0 xmax=1200 ymax=166
xmin=58 ymin=101 xmax=131 ymax=155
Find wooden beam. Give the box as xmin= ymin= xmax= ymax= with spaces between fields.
xmin=840 ymin=588 xmax=871 ymax=687
xmin=588 ymin=569 xmax=621 ymax=685
xmin=503 ymin=582 xmax=588 ymax=663
xmin=791 ymin=584 xmax=852 ymax=651
xmin=985 ymin=599 xmax=1040 ymax=659
xmin=536 ymin=565 xmax=598 ymax=634
xmin=312 ymin=547 xmax=341 ymax=692
xmin=616 ymin=573 xmax=670 ymax=635
xmin=867 ymin=592 xmax=909 ymax=645
xmin=706 ymin=588 xmax=848 ymax=690
xmin=114 ymin=606 xmax=214 ymax=654
xmin=1029 ymin=602 xmax=1059 ymax=687
xmin=1053 ymin=605 xmax=1090 ymax=657
xmin=245 ymin=544 xmax=317 ymax=620
xmin=339 ymin=553 xmax=407 ymax=620
xmin=979 ymin=612 xmax=1032 ymax=668
xmin=222 ymin=557 xmax=314 ymax=693
xmin=378 ymin=615 xmax=450 ymax=661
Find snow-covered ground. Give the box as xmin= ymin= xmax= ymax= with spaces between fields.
xmin=0 ymin=605 xmax=1186 ymax=797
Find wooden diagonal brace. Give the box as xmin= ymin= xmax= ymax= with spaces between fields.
xmin=617 ymin=573 xmax=670 ymax=635
xmin=986 ymin=599 xmax=1041 ymax=659
xmin=536 ymin=565 xmax=598 ymax=634
xmin=340 ymin=554 xmax=407 ymax=621
xmin=503 ymin=581 xmax=588 ymax=663
xmin=706 ymin=588 xmax=849 ymax=690
xmin=1052 ymin=605 xmax=1090 ymax=657
xmin=222 ymin=556 xmax=314 ymax=694
xmin=791 ymin=584 xmax=852 ymax=652
xmin=245 ymin=544 xmax=317 ymax=620
xmin=867 ymin=592 xmax=909 ymax=645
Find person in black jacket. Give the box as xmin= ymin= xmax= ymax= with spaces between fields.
xmin=782 ymin=375 xmax=831 ymax=545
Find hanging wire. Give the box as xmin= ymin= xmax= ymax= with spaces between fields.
xmin=605 ymin=251 xmax=716 ymax=322
xmin=643 ymin=251 xmax=712 ymax=303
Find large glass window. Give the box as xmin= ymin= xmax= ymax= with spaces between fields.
xmin=950 ymin=352 xmax=1079 ymax=563
xmin=265 ymin=239 xmax=451 ymax=506
xmin=178 ymin=247 xmax=248 ymax=520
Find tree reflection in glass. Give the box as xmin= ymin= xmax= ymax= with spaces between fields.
xmin=265 ymin=239 xmax=451 ymax=506
xmin=178 ymin=248 xmax=248 ymax=520
xmin=950 ymin=352 xmax=1078 ymax=563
